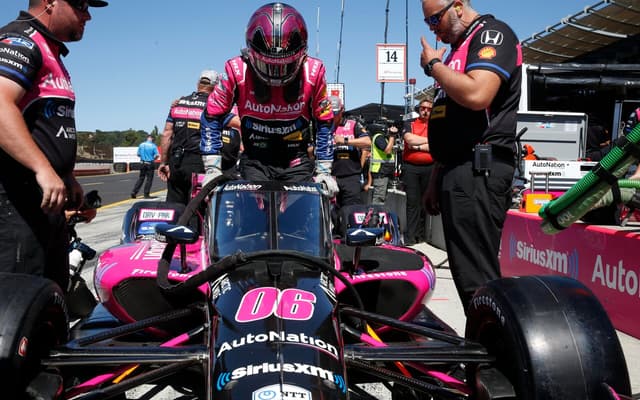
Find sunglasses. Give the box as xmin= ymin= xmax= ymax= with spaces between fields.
xmin=424 ymin=1 xmax=455 ymax=27
xmin=64 ymin=0 xmax=89 ymax=12
xmin=419 ymin=106 xmax=432 ymax=111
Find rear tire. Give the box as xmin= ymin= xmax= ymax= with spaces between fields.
xmin=0 ymin=273 xmax=69 ymax=397
xmin=466 ymin=275 xmax=631 ymax=399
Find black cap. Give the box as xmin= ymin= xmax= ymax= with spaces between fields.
xmin=88 ymin=0 xmax=109 ymax=7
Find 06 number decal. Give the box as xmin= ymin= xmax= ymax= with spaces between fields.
xmin=235 ymin=287 xmax=316 ymax=322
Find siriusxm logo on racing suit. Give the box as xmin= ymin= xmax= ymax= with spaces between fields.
xmin=0 ymin=56 xmax=24 ymax=71
xmin=509 ymin=234 xmax=579 ymax=278
xmin=44 ymin=100 xmax=74 ymax=119
xmin=250 ymin=121 xmax=301 ymax=136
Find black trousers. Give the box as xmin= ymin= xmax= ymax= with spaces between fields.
xmin=336 ymin=174 xmax=363 ymax=208
xmin=240 ymin=155 xmax=314 ymax=183
xmin=402 ymin=162 xmax=433 ymax=245
xmin=132 ymin=162 xmax=155 ymax=197
xmin=439 ymin=158 xmax=514 ymax=313
xmin=0 ymin=193 xmax=68 ymax=291
xmin=167 ymin=152 xmax=204 ymax=205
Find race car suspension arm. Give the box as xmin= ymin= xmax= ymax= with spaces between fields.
xmin=347 ymin=358 xmax=467 ymax=400
xmin=69 ymin=359 xmax=200 ymax=400
xmin=71 ymin=307 xmax=199 ymax=347
xmin=344 ymin=343 xmax=494 ymax=364
xmin=43 ymin=345 xmax=208 ymax=367
xmin=340 ymin=306 xmax=475 ymax=346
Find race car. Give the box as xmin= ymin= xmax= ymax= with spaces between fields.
xmin=0 ymin=175 xmax=632 ymax=399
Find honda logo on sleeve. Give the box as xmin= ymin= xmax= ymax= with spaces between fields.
xmin=480 ymin=30 xmax=503 ymax=46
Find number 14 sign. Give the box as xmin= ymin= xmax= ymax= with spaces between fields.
xmin=376 ymin=43 xmax=406 ymax=83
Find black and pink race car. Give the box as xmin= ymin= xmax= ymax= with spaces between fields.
xmin=0 ymin=175 xmax=632 ymax=399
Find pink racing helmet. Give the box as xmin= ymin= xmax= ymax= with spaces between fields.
xmin=245 ymin=2 xmax=308 ymax=86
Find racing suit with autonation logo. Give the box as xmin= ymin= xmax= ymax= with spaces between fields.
xmin=0 ymin=13 xmax=79 ymax=289
xmin=200 ymin=55 xmax=334 ymax=182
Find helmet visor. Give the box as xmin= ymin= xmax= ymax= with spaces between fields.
xmin=249 ymin=51 xmax=304 ymax=85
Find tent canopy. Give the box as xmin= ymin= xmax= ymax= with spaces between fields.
xmin=345 ymin=103 xmax=406 ymax=124
xmin=521 ymin=0 xmax=640 ymax=64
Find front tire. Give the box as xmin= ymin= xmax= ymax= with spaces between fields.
xmin=0 ymin=273 xmax=69 ymax=397
xmin=466 ymin=275 xmax=631 ymax=399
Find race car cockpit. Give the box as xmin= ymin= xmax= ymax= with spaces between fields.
xmin=207 ymin=181 xmax=332 ymax=260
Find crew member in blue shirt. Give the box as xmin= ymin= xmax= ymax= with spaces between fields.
xmin=131 ymin=135 xmax=159 ymax=199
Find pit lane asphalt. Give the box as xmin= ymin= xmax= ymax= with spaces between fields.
xmin=74 ymin=192 xmax=640 ymax=398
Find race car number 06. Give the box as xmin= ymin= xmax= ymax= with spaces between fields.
xmin=235 ymin=288 xmax=317 ymax=322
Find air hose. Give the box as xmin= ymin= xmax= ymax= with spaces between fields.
xmin=539 ymin=122 xmax=640 ymax=234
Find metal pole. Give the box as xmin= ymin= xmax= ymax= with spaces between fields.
xmin=316 ymin=7 xmax=320 ymax=57
xmin=380 ymin=0 xmax=391 ymax=118
xmin=335 ymin=0 xmax=345 ymax=83
xmin=404 ymin=0 xmax=409 ymax=115
xmin=409 ymin=78 xmax=416 ymax=112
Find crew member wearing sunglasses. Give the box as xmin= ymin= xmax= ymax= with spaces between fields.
xmin=0 ymin=0 xmax=107 ymax=291
xmin=419 ymin=0 xmax=522 ymax=313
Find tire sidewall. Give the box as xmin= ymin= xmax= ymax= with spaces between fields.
xmin=466 ymin=283 xmax=533 ymax=399
xmin=0 ymin=273 xmax=69 ymax=392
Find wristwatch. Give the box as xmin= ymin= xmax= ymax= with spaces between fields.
xmin=423 ymin=58 xmax=442 ymax=77
xmin=344 ymin=137 xmax=349 ymax=145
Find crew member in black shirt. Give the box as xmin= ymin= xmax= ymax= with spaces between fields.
xmin=420 ymin=0 xmax=522 ymax=312
xmin=330 ymin=96 xmax=371 ymax=208
xmin=158 ymin=70 xmax=240 ymax=204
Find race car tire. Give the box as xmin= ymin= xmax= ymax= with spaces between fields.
xmin=0 ymin=272 xmax=69 ymax=397
xmin=465 ymin=275 xmax=631 ymax=400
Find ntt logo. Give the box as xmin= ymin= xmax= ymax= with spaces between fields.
xmin=509 ymin=234 xmax=579 ymax=279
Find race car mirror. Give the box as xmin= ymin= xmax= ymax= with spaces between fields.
xmin=154 ymin=223 xmax=198 ymax=245
xmin=345 ymin=227 xmax=382 ymax=247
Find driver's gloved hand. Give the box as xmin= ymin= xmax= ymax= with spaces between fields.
xmin=199 ymin=112 xmax=223 ymax=187
xmin=202 ymin=154 xmax=222 ymax=186
xmin=314 ymin=160 xmax=339 ymax=198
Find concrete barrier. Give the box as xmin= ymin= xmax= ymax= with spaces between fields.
xmin=74 ymin=163 xmax=113 ymax=176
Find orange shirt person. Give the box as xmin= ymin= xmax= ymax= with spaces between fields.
xmin=402 ymin=99 xmax=435 ymax=245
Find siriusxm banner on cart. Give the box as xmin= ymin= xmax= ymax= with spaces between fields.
xmin=500 ymin=210 xmax=640 ymax=339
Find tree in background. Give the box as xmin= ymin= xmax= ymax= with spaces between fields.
xmin=77 ymin=129 xmax=151 ymax=161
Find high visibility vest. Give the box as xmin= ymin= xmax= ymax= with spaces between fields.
xmin=370 ymin=132 xmax=394 ymax=173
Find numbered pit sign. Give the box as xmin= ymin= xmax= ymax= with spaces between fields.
xmin=376 ymin=43 xmax=406 ymax=83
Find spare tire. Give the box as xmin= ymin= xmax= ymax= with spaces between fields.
xmin=466 ymin=275 xmax=631 ymax=399
xmin=0 ymin=273 xmax=69 ymax=397
xmin=112 ymin=162 xmax=127 ymax=173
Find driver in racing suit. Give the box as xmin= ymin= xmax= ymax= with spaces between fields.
xmin=200 ymin=2 xmax=337 ymax=196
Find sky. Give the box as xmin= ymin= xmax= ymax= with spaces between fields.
xmin=1 ymin=0 xmax=596 ymax=132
